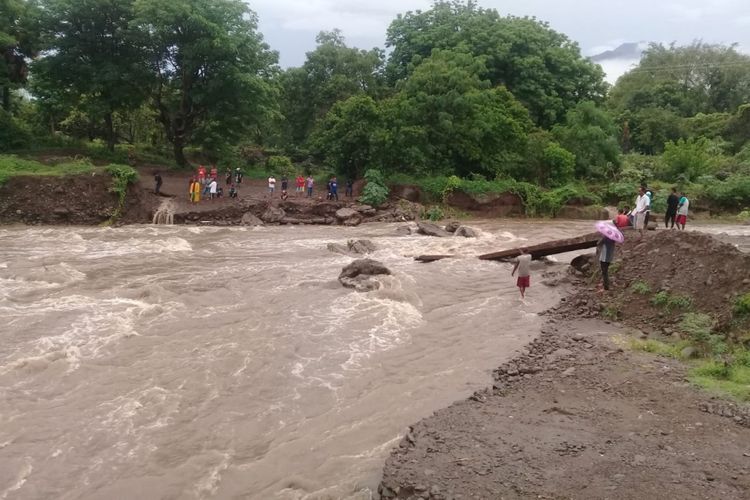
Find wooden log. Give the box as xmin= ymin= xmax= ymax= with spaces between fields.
xmin=478 ymin=232 xmax=601 ymax=261
xmin=415 ymin=255 xmax=453 ymax=263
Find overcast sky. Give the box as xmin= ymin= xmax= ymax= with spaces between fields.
xmin=250 ymin=0 xmax=750 ymax=80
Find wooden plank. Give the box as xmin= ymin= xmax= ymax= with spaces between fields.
xmin=415 ymin=255 xmax=453 ymax=263
xmin=477 ymin=232 xmax=601 ymax=261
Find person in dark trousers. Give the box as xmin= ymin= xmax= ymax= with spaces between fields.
xmin=154 ymin=172 xmax=163 ymax=195
xmin=345 ymin=179 xmax=353 ymax=197
xmin=330 ymin=177 xmax=339 ymax=201
xmin=281 ymin=175 xmax=289 ymax=192
xmin=642 ymin=183 xmax=653 ymax=228
xmin=597 ymin=235 xmax=616 ymax=291
xmin=665 ymin=187 xmax=679 ymax=229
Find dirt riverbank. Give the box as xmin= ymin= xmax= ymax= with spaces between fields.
xmin=379 ymin=231 xmax=750 ymax=500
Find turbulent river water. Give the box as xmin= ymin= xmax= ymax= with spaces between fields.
xmin=0 ymin=221 xmax=747 ymax=499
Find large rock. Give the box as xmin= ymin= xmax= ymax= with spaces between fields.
xmin=417 ymin=221 xmax=451 ymax=237
xmin=395 ymin=225 xmax=413 ymax=236
xmin=445 ymin=190 xmax=524 ymax=216
xmin=352 ymin=204 xmax=376 ymax=216
xmin=241 ymin=212 xmax=264 ymax=226
xmin=570 ymin=253 xmax=596 ymax=274
xmin=339 ymin=258 xmax=391 ymax=292
xmin=348 ymin=239 xmax=377 ymax=254
xmin=261 ymin=206 xmax=286 ymax=223
xmin=444 ymin=221 xmax=461 ymax=233
xmin=454 ymin=225 xmax=479 ymax=238
xmin=336 ymin=207 xmax=363 ymax=226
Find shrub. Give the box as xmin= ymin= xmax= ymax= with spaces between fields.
xmin=359 ymin=169 xmax=389 ymax=207
xmin=630 ymin=281 xmax=652 ymax=295
xmin=734 ymin=293 xmax=750 ymax=316
xmin=266 ymin=155 xmax=295 ymax=177
xmin=679 ymin=313 xmax=726 ymax=356
xmin=0 ymin=110 xmax=32 ymax=152
xmin=424 ymin=206 xmax=445 ymax=221
xmin=105 ymin=164 xmax=139 ymax=220
xmin=651 ymin=291 xmax=693 ymax=311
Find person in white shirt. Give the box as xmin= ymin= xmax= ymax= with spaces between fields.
xmin=209 ymin=179 xmax=218 ymax=200
xmin=268 ymin=175 xmax=276 ymax=194
xmin=676 ymin=193 xmax=690 ymax=230
xmin=511 ymin=249 xmax=532 ymax=299
xmin=634 ymin=186 xmax=650 ymax=238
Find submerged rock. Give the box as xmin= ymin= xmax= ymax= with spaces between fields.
xmin=348 ymin=239 xmax=377 ymax=254
xmin=395 ymin=225 xmax=412 ymax=236
xmin=417 ymin=221 xmax=451 ymax=237
xmin=327 ymin=243 xmax=350 ymax=255
xmin=454 ymin=225 xmax=479 ymax=238
xmin=444 ymin=221 xmax=461 ymax=233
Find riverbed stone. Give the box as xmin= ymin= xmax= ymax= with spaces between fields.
xmin=261 ymin=206 xmax=286 ymax=223
xmin=454 ymin=225 xmax=479 ymax=238
xmin=339 ymin=258 xmax=391 ymax=292
xmin=241 ymin=212 xmax=264 ymax=226
xmin=444 ymin=221 xmax=461 ymax=233
xmin=417 ymin=221 xmax=451 ymax=237
xmin=348 ymin=239 xmax=377 ymax=254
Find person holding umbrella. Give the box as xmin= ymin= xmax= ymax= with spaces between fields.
xmin=595 ymin=221 xmax=624 ymax=291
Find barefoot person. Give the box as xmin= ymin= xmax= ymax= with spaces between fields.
xmin=511 ymin=249 xmax=531 ymax=299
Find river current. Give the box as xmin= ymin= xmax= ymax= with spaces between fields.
xmin=0 ymin=221 xmax=746 ymax=499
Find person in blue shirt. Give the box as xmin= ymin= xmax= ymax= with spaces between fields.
xmin=597 ymin=236 xmax=617 ymax=291
xmin=330 ymin=177 xmax=339 ymax=201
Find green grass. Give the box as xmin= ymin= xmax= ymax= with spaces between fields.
xmin=651 ymin=291 xmax=693 ymax=311
xmin=0 ymin=154 xmax=96 ymax=185
xmin=628 ymin=338 xmax=688 ymax=358
xmin=690 ymin=360 xmax=750 ymax=401
xmin=733 ymin=293 xmax=750 ymax=317
xmin=630 ymin=280 xmax=652 ymax=295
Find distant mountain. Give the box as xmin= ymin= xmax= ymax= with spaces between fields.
xmin=589 ymin=42 xmax=649 ymax=83
xmin=590 ymin=42 xmax=647 ymax=62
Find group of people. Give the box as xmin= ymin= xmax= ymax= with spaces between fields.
xmin=613 ymin=185 xmax=690 ymax=237
xmin=267 ymin=175 xmax=354 ymax=201
xmin=188 ymin=165 xmax=242 ymax=203
xmin=513 ymin=184 xmax=692 ymax=298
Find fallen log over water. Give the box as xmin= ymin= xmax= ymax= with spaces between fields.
xmin=478 ymin=232 xmax=601 ymax=261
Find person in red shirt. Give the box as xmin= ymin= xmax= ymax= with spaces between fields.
xmin=210 ymin=165 xmax=218 ymax=180
xmin=197 ymin=165 xmax=206 ymax=180
xmin=614 ymin=208 xmax=630 ymax=228
xmin=295 ymin=174 xmax=305 ymax=197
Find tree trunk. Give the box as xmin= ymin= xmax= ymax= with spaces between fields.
xmin=2 ymin=86 xmax=10 ymax=112
xmin=104 ymin=112 xmax=116 ymax=152
xmin=173 ymin=136 xmax=187 ymax=167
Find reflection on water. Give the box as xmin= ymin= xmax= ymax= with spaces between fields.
xmin=0 ymin=221 xmax=747 ymax=499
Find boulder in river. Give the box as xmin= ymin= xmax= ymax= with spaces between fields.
xmin=348 ymin=239 xmax=377 ymax=254
xmin=339 ymin=258 xmax=391 ymax=292
xmin=444 ymin=221 xmax=461 ymax=233
xmin=241 ymin=212 xmax=264 ymax=226
xmin=395 ymin=225 xmax=412 ymax=236
xmin=416 ymin=221 xmax=451 ymax=237
xmin=454 ymin=225 xmax=479 ymax=238
xmin=352 ymin=204 xmax=377 ymax=216
xmin=261 ymin=206 xmax=286 ymax=223
xmin=336 ymin=207 xmax=363 ymax=226
xmin=327 ymin=243 xmax=350 ymax=255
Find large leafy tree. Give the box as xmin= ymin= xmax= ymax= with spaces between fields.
xmin=610 ymin=42 xmax=750 ymax=118
xmin=133 ymin=0 xmax=278 ymax=165
xmin=310 ymin=94 xmax=381 ymax=179
xmin=277 ymin=30 xmax=384 ymax=148
xmin=552 ymin=101 xmax=621 ymax=179
xmin=34 ymin=0 xmax=149 ymax=150
xmin=378 ymin=50 xmax=532 ymax=177
xmin=385 ymin=0 xmax=606 ymax=128
xmin=1 ymin=0 xmax=39 ymax=111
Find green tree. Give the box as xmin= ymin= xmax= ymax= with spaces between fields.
xmin=379 ymin=50 xmax=532 ymax=177
xmin=33 ymin=0 xmax=149 ymax=150
xmin=552 ymin=101 xmax=620 ymax=178
xmin=1 ymin=0 xmax=40 ymax=111
xmin=661 ymin=138 xmax=715 ymax=181
xmin=277 ymin=30 xmax=384 ymax=148
xmin=625 ymin=107 xmax=684 ymax=155
xmin=311 ymin=94 xmax=381 ymax=179
xmin=133 ymin=0 xmax=278 ymax=166
xmin=385 ymin=1 xmax=605 ymax=127
xmin=520 ymin=131 xmax=575 ymax=187
xmin=610 ymin=42 xmax=750 ymax=118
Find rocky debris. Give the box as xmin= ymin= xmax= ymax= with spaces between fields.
xmin=240 ymin=212 xmax=264 ymax=226
xmin=570 ymin=253 xmax=596 ymax=274
xmin=261 ymin=206 xmax=286 ymax=223
xmin=454 ymin=225 xmax=479 ymax=238
xmin=335 ymin=207 xmax=363 ymax=226
xmin=700 ymin=401 xmax=750 ymax=427
xmin=338 ymin=258 xmax=391 ymax=292
xmin=416 ymin=221 xmax=451 ymax=238
xmin=444 ymin=221 xmax=461 ymax=233
xmin=352 ymin=204 xmax=377 ymax=216
xmin=348 ymin=239 xmax=377 ymax=254
xmin=395 ymin=225 xmax=413 ymax=236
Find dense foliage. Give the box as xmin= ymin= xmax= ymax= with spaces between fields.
xmin=2 ymin=0 xmax=750 ymax=212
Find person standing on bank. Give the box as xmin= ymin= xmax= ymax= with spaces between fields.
xmin=597 ymin=235 xmax=616 ymax=291
xmin=154 ymin=171 xmax=162 ymax=195
xmin=665 ymin=187 xmax=679 ymax=229
xmin=634 ymin=186 xmax=650 ymax=238
xmin=511 ymin=249 xmax=531 ymax=299
xmin=677 ymin=192 xmax=690 ymax=230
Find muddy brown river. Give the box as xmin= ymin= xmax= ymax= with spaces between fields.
xmin=1 ymin=221 xmax=747 ymax=499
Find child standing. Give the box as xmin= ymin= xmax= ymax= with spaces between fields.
xmin=511 ymin=249 xmax=531 ymax=299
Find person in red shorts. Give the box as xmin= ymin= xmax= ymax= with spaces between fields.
xmin=511 ymin=249 xmax=531 ymax=299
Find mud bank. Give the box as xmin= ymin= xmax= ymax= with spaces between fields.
xmin=379 ymin=231 xmax=750 ymax=500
